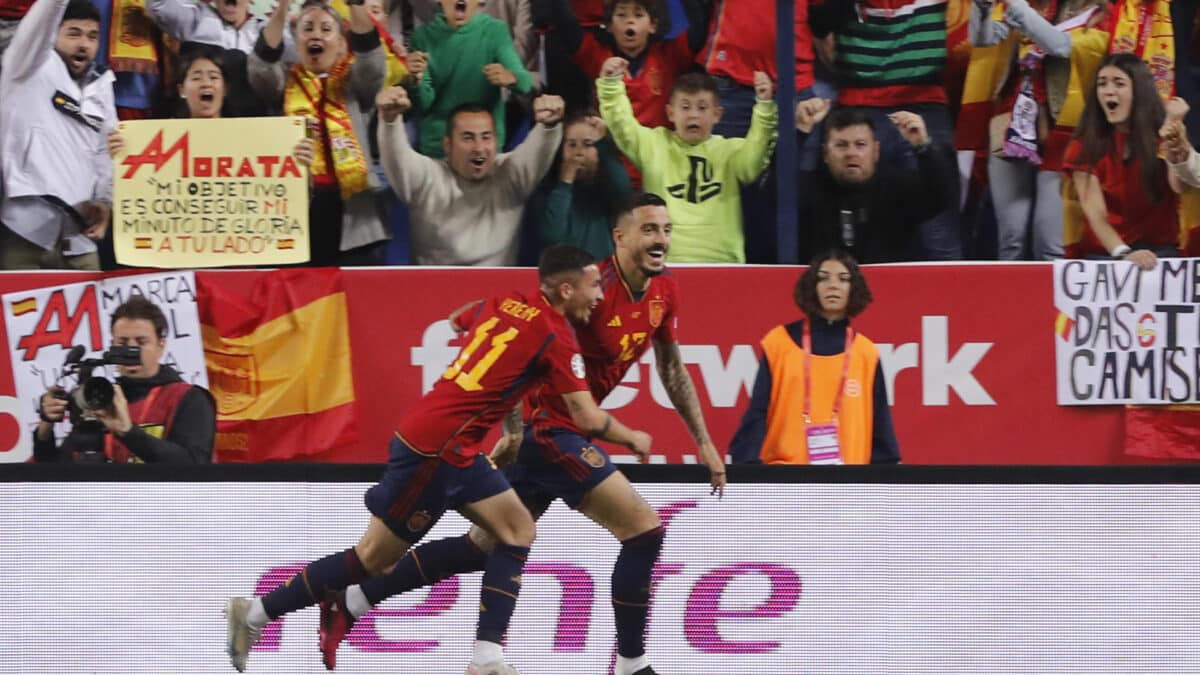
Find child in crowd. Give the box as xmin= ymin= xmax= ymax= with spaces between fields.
xmin=530 ymin=112 xmax=633 ymax=259
xmin=598 ymin=57 xmax=778 ymax=263
xmin=541 ymin=0 xmax=707 ymax=128
xmin=410 ymin=0 xmax=534 ymax=158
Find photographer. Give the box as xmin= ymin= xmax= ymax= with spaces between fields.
xmin=33 ymin=296 xmax=216 ymax=464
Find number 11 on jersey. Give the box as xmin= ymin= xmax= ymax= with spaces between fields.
xmin=443 ymin=317 xmax=521 ymax=391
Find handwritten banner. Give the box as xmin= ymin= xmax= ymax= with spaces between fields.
xmin=1 ymin=272 xmax=208 ymax=454
xmin=1054 ymin=259 xmax=1200 ymax=405
xmin=113 ymin=117 xmax=309 ymax=268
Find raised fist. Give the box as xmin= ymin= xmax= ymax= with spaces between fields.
xmin=753 ymin=70 xmax=774 ymax=101
xmin=600 ymin=56 xmax=628 ymax=79
xmin=533 ymin=94 xmax=565 ymax=127
xmin=795 ymin=97 xmax=831 ymax=133
xmin=376 ymin=86 xmax=411 ymax=123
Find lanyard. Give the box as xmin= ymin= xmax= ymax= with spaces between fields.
xmin=801 ymin=322 xmax=855 ymax=424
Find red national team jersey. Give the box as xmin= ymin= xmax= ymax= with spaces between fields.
xmin=574 ymin=31 xmax=695 ymax=130
xmin=528 ymin=257 xmax=680 ymax=435
xmin=396 ymin=291 xmax=589 ymax=467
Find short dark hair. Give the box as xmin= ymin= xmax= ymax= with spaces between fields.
xmin=604 ymin=0 xmax=664 ymax=26
xmin=824 ymin=106 xmax=876 ymax=138
xmin=794 ymin=250 xmax=873 ymax=319
xmin=670 ymin=72 xmax=718 ymax=101
xmin=63 ymin=0 xmax=100 ymax=24
xmin=614 ymin=191 xmax=667 ymax=225
xmin=111 ymin=296 xmax=169 ymax=338
xmin=176 ymin=49 xmax=225 ymax=88
xmin=538 ymin=244 xmax=596 ymax=284
xmin=445 ymin=103 xmax=494 ymax=137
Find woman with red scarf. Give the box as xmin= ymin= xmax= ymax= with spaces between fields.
xmin=249 ymin=0 xmax=389 ymax=266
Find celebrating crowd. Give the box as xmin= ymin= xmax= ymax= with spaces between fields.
xmin=0 ymin=0 xmax=1198 ymax=269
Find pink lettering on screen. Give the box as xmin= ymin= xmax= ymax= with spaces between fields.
xmin=251 ymin=563 xmax=305 ymax=651
xmin=683 ymin=563 xmax=802 ymax=654
xmin=348 ymin=578 xmax=460 ymax=652
xmin=526 ymin=563 xmax=594 ymax=652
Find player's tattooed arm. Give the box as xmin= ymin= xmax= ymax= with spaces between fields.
xmin=490 ymin=404 xmax=524 ymax=468
xmin=654 ymin=338 xmax=727 ymax=496
xmin=502 ymin=403 xmax=523 ymax=435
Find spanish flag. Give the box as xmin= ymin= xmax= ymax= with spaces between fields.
xmin=1125 ymin=406 xmax=1200 ymax=460
xmin=10 ymin=297 xmax=37 ymax=316
xmin=198 ymin=268 xmax=359 ymax=462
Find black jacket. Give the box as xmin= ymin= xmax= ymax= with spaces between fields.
xmin=33 ymin=365 xmax=216 ymax=464
xmin=797 ymin=131 xmax=956 ymax=263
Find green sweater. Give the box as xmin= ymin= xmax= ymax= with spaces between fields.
xmin=531 ymin=136 xmax=632 ymax=260
xmin=412 ymin=13 xmax=533 ymax=158
xmin=597 ymin=77 xmax=778 ymax=263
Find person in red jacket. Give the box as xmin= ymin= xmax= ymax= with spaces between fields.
xmin=539 ymin=0 xmax=708 ymax=127
xmin=697 ymin=0 xmax=816 ymax=139
xmin=0 ymin=0 xmax=35 ymax=74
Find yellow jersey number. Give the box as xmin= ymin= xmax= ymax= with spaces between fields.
xmin=442 ymin=316 xmax=521 ymax=391
xmin=617 ymin=331 xmax=648 ymax=362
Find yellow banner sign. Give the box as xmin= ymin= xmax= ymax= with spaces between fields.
xmin=113 ymin=117 xmax=310 ymax=268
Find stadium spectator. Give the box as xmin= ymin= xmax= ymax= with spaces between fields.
xmin=529 ymin=112 xmax=632 ymax=259
xmin=408 ymin=0 xmax=536 ymax=74
xmin=147 ymin=0 xmax=278 ymax=115
xmin=794 ymin=102 xmax=955 ymax=263
xmin=0 ymin=0 xmax=34 ymax=75
xmin=249 ymin=0 xmax=390 ymax=266
xmin=963 ymin=0 xmax=1108 ymax=261
xmin=33 ymin=296 xmax=216 ymax=464
xmin=377 ymin=86 xmax=564 ymax=265
xmin=697 ymin=0 xmax=816 ymax=139
xmin=538 ymin=0 xmax=708 ymax=127
xmin=810 ymin=0 xmax=962 ymax=260
xmin=1063 ymin=53 xmax=1199 ymax=269
xmin=598 ymin=60 xmax=778 ymax=263
xmin=730 ymin=250 xmax=900 ymax=465
xmin=107 ymin=52 xmax=316 ymax=156
xmin=409 ymin=0 xmax=534 ymax=158
xmin=0 ymin=0 xmax=115 ymax=270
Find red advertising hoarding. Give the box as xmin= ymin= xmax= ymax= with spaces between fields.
xmin=0 ymin=264 xmax=1134 ymax=464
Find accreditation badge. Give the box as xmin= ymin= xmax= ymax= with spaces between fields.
xmin=806 ymin=423 xmax=843 ymax=465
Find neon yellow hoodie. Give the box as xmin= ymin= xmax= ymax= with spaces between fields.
xmin=597 ymin=76 xmax=777 ymax=263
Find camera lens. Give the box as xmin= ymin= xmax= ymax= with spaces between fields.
xmin=82 ymin=378 xmax=115 ymax=410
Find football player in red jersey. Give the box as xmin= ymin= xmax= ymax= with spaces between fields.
xmin=223 ymin=245 xmax=652 ymax=675
xmin=318 ymin=193 xmax=724 ymax=675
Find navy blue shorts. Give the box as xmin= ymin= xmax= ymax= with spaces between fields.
xmin=365 ymin=437 xmax=512 ymax=542
xmin=503 ymin=427 xmax=618 ymax=511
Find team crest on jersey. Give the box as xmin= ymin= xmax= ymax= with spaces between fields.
xmin=571 ymin=353 xmax=586 ymax=379
xmin=406 ymin=510 xmax=433 ymax=532
xmin=648 ymin=300 xmax=666 ymax=328
xmin=580 ymin=446 xmax=607 ymax=468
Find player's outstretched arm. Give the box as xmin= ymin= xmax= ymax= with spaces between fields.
xmin=560 ymin=391 xmax=652 ymax=462
xmin=653 ymin=338 xmax=726 ymax=496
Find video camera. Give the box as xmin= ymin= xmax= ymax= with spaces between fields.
xmin=54 ymin=344 xmax=142 ymax=462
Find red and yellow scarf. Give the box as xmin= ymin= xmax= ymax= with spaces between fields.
xmin=283 ymin=56 xmax=370 ymax=201
xmin=108 ymin=0 xmax=159 ymax=75
xmin=1063 ymin=0 xmax=1193 ymax=257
